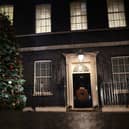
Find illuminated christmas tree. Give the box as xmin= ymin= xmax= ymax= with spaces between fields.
xmin=0 ymin=13 xmax=27 ymax=110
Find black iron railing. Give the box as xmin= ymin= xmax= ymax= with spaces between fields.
xmin=100 ymin=81 xmax=129 ymax=106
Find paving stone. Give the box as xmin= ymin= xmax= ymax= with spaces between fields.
xmin=0 ymin=112 xmax=129 ymax=129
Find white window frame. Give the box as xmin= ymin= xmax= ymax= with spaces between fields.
xmin=70 ymin=2 xmax=87 ymax=31
xmin=34 ymin=60 xmax=53 ymax=96
xmin=107 ymin=0 xmax=126 ymax=28
xmin=111 ymin=56 xmax=129 ymax=82
xmin=35 ymin=4 xmax=51 ymax=33
xmin=0 ymin=5 xmax=14 ymax=24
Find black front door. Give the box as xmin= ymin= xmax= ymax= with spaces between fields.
xmin=73 ymin=73 xmax=92 ymax=108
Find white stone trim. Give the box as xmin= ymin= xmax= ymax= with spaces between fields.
xmin=35 ymin=107 xmax=66 ymax=112
xmin=102 ymin=106 xmax=129 ymax=112
xmin=19 ymin=41 xmax=129 ymax=52
xmin=64 ymin=52 xmax=99 ymax=109
xmin=22 ymin=107 xmax=34 ymax=112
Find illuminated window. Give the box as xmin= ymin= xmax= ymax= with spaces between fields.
xmin=112 ymin=56 xmax=129 ymax=82
xmin=70 ymin=2 xmax=87 ymax=30
xmin=34 ymin=60 xmax=53 ymax=96
xmin=36 ymin=4 xmax=51 ymax=33
xmin=0 ymin=5 xmax=13 ymax=24
xmin=107 ymin=0 xmax=126 ymax=28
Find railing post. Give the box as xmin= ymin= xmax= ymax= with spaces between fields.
xmin=100 ymin=83 xmax=104 ymax=107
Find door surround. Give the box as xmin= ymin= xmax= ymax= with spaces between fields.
xmin=64 ymin=52 xmax=99 ymax=109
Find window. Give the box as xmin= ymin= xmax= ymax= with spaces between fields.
xmin=70 ymin=2 xmax=87 ymax=30
xmin=107 ymin=0 xmax=126 ymax=28
xmin=34 ymin=60 xmax=53 ymax=96
xmin=112 ymin=56 xmax=129 ymax=82
xmin=0 ymin=5 xmax=13 ymax=24
xmin=36 ymin=4 xmax=51 ymax=33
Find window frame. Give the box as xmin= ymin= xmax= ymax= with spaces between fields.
xmin=0 ymin=5 xmax=14 ymax=24
xmin=107 ymin=0 xmax=126 ymax=28
xmin=70 ymin=1 xmax=87 ymax=31
xmin=111 ymin=56 xmax=129 ymax=83
xmin=35 ymin=4 xmax=51 ymax=33
xmin=33 ymin=60 xmax=53 ymax=96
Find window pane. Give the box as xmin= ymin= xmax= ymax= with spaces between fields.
xmin=118 ymin=1 xmax=124 ymax=11
xmin=113 ymin=74 xmax=119 ymax=82
xmin=119 ymin=74 xmax=126 ymax=82
xmin=81 ymin=3 xmax=86 ymax=15
xmin=119 ymin=65 xmax=124 ymax=72
xmin=81 ymin=16 xmax=86 ymax=23
xmin=71 ymin=17 xmax=76 ymax=24
xmin=108 ymin=14 xmax=114 ymax=21
xmin=82 ymin=23 xmax=87 ymax=29
xmin=119 ymin=57 xmax=124 ymax=65
xmin=112 ymin=66 xmax=118 ymax=72
xmin=114 ymin=4 xmax=119 ymax=12
xmin=125 ymin=65 xmax=129 ymax=72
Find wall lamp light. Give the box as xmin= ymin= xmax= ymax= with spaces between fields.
xmin=77 ymin=49 xmax=84 ymax=62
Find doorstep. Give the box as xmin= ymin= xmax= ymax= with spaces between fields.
xmin=68 ymin=107 xmax=98 ymax=112
xmin=35 ymin=107 xmax=66 ymax=112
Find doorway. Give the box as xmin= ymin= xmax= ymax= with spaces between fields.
xmin=73 ymin=73 xmax=92 ymax=108
xmin=64 ymin=52 xmax=99 ymax=109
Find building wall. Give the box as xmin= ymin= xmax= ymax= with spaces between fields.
xmin=20 ymin=45 xmax=129 ymax=107
xmin=1 ymin=0 xmax=129 ymax=107
xmin=21 ymin=50 xmax=66 ymax=107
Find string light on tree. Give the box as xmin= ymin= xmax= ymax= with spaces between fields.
xmin=8 ymin=80 xmax=12 ymax=84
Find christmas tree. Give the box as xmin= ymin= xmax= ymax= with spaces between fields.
xmin=0 ymin=13 xmax=27 ymax=110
